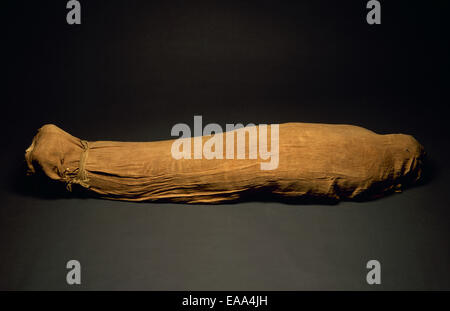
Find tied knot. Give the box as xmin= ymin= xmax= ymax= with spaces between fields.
xmin=64 ymin=139 xmax=90 ymax=191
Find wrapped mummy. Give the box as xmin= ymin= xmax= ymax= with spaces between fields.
xmin=25 ymin=123 xmax=424 ymax=203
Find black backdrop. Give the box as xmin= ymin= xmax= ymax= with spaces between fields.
xmin=1 ymin=0 xmax=449 ymax=290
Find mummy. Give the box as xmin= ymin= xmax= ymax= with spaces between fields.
xmin=25 ymin=123 xmax=424 ymax=203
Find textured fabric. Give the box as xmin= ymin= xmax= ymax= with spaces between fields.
xmin=25 ymin=123 xmax=424 ymax=203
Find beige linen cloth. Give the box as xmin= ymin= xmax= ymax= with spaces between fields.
xmin=25 ymin=123 xmax=424 ymax=203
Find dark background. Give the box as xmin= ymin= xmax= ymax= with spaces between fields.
xmin=1 ymin=0 xmax=449 ymax=290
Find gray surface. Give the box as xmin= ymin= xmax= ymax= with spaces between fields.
xmin=1 ymin=133 xmax=449 ymax=290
